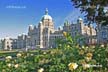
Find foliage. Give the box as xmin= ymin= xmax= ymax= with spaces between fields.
xmin=0 ymin=32 xmax=108 ymax=72
xmin=71 ymin=0 xmax=108 ymax=25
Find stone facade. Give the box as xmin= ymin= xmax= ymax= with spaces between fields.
xmin=63 ymin=18 xmax=97 ymax=45
xmin=0 ymin=39 xmax=3 ymax=50
xmin=11 ymin=39 xmax=17 ymax=49
xmin=1 ymin=37 xmax=13 ymax=50
xmin=1 ymin=9 xmax=98 ymax=50
xmin=27 ymin=9 xmax=55 ymax=48
xmin=97 ymin=24 xmax=108 ymax=44
xmin=26 ymin=9 xmax=96 ymax=48
xmin=17 ymin=34 xmax=27 ymax=49
xmin=49 ymin=29 xmax=64 ymax=48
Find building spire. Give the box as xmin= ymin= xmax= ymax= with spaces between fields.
xmin=45 ymin=8 xmax=48 ymax=15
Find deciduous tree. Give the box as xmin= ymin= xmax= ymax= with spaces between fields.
xmin=71 ymin=0 xmax=108 ymax=25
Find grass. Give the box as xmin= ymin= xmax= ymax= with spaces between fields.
xmin=0 ymin=49 xmax=39 ymax=57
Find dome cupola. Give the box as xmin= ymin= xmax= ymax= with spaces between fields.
xmin=41 ymin=8 xmax=52 ymax=21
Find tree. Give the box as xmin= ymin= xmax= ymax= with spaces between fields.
xmin=71 ymin=0 xmax=108 ymax=25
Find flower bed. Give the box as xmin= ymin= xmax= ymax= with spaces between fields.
xmin=0 ymin=32 xmax=108 ymax=72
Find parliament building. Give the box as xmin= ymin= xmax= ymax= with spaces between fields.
xmin=1 ymin=9 xmax=99 ymax=50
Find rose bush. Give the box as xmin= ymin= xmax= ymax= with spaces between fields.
xmin=0 ymin=32 xmax=108 ymax=72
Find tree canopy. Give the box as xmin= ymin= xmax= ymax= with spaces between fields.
xmin=71 ymin=0 xmax=108 ymax=25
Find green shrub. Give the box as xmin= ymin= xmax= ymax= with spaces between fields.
xmin=0 ymin=32 xmax=108 ymax=72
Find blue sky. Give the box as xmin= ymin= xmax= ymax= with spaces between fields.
xmin=0 ymin=0 xmax=83 ymax=38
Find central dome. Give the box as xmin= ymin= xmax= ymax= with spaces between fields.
xmin=41 ymin=8 xmax=52 ymax=20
